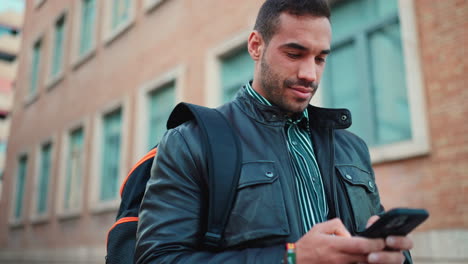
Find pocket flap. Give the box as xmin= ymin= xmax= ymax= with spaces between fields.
xmin=336 ymin=165 xmax=376 ymax=193
xmin=238 ymin=161 xmax=277 ymax=189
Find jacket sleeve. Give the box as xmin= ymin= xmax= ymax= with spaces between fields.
xmin=135 ymin=127 xmax=286 ymax=264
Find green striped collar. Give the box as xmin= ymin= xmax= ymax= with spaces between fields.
xmin=245 ymin=82 xmax=309 ymax=125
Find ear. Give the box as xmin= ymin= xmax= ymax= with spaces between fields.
xmin=248 ymin=31 xmax=264 ymax=61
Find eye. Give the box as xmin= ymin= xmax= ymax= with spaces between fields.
xmin=315 ymin=57 xmax=326 ymax=64
xmin=286 ymin=52 xmax=301 ymax=59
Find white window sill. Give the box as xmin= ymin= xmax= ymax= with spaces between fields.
xmin=30 ymin=213 xmax=50 ymax=225
xmin=370 ymin=138 xmax=430 ymax=164
xmin=9 ymin=218 xmax=24 ymax=228
xmin=24 ymin=92 xmax=39 ymax=107
xmin=57 ymin=208 xmax=82 ymax=221
xmin=90 ymin=200 xmax=119 ymax=214
xmin=104 ymin=19 xmax=135 ymax=46
xmin=35 ymin=0 xmax=46 ymax=9
xmin=73 ymin=47 xmax=97 ymax=71
xmin=46 ymin=72 xmax=65 ymax=91
xmin=145 ymin=0 xmax=165 ymax=13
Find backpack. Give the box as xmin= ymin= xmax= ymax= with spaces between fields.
xmin=105 ymin=102 xmax=242 ymax=264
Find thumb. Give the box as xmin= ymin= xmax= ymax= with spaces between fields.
xmin=318 ymin=218 xmax=352 ymax=237
xmin=366 ymin=215 xmax=380 ymax=228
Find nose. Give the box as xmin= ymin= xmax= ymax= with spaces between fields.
xmin=297 ymin=59 xmax=317 ymax=83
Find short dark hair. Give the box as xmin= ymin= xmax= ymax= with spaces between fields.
xmin=254 ymin=0 xmax=331 ymax=44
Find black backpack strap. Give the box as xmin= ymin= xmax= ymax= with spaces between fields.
xmin=167 ymin=102 xmax=242 ymax=249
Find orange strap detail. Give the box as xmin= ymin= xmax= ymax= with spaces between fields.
xmin=106 ymin=216 xmax=139 ymax=246
xmin=119 ymin=148 xmax=157 ymax=197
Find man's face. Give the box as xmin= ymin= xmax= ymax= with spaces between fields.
xmin=251 ymin=13 xmax=331 ymax=114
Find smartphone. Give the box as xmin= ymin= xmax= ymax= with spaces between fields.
xmin=358 ymin=208 xmax=429 ymax=238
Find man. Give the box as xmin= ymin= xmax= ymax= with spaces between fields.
xmin=136 ymin=0 xmax=414 ymax=263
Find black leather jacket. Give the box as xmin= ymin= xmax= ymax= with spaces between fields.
xmin=136 ymin=87 xmax=386 ymax=263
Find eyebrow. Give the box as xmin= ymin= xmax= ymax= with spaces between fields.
xmin=281 ymin=42 xmax=331 ymax=55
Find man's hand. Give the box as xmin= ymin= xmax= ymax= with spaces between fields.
xmin=295 ymin=217 xmax=413 ymax=264
xmin=295 ymin=218 xmax=386 ymax=264
xmin=364 ymin=216 xmax=414 ymax=264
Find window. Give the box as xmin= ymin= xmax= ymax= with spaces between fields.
xmin=220 ymin=47 xmax=254 ymax=103
xmin=30 ymin=39 xmax=42 ymax=97
xmin=13 ymin=155 xmax=28 ymax=220
xmin=51 ymin=15 xmax=66 ymax=79
xmin=323 ymin=0 xmax=410 ymax=147
xmin=111 ymin=0 xmax=131 ymax=30
xmin=36 ymin=142 xmax=52 ymax=216
xmin=79 ymin=0 xmax=96 ymax=56
xmin=100 ymin=109 xmax=122 ymax=202
xmin=147 ymin=82 xmax=175 ymax=145
xmin=63 ymin=127 xmax=84 ymax=211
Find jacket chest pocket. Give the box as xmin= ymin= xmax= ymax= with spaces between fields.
xmin=336 ymin=165 xmax=381 ymax=233
xmin=224 ymin=161 xmax=289 ymax=247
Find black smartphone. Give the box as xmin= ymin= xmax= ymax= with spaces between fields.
xmin=358 ymin=208 xmax=429 ymax=238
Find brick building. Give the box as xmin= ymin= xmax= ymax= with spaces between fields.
xmin=0 ymin=0 xmax=466 ymax=263
xmin=0 ymin=6 xmax=23 ymax=198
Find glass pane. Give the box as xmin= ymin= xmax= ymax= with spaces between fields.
xmin=15 ymin=156 xmax=28 ymax=219
xmin=100 ymin=109 xmax=122 ymax=201
xmin=80 ymin=0 xmax=95 ymax=55
xmin=37 ymin=143 xmax=52 ymax=214
xmin=52 ymin=16 xmax=65 ymax=77
xmin=220 ymin=47 xmax=254 ymax=103
xmin=332 ymin=0 xmax=399 ymax=41
xmin=112 ymin=0 xmax=130 ymax=30
xmin=369 ymin=22 xmax=411 ymax=145
xmin=31 ymin=40 xmax=41 ymax=95
xmin=148 ymin=82 xmax=175 ymax=145
xmin=322 ymin=42 xmax=369 ymax=139
xmin=65 ymin=128 xmax=83 ymax=210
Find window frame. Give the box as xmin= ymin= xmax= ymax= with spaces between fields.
xmin=103 ymin=0 xmax=135 ymax=45
xmin=90 ymin=98 xmax=130 ymax=213
xmin=9 ymin=152 xmax=29 ymax=226
xmin=57 ymin=120 xmax=88 ymax=219
xmin=31 ymin=139 xmax=55 ymax=224
xmin=72 ymin=0 xmax=98 ymax=69
xmin=205 ymin=30 xmax=251 ymax=108
xmin=26 ymin=36 xmax=43 ymax=105
xmin=47 ymin=11 xmax=69 ymax=90
xmin=319 ymin=0 xmax=429 ymax=163
xmin=134 ymin=65 xmax=184 ymax=162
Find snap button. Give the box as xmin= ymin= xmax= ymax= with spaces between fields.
xmin=265 ymin=171 xmax=274 ymax=178
xmin=341 ymin=115 xmax=348 ymax=121
xmin=368 ymin=181 xmax=374 ymax=188
xmin=345 ymin=174 xmax=352 ymax=180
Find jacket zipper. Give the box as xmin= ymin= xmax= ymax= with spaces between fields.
xmin=328 ymin=128 xmax=341 ymax=220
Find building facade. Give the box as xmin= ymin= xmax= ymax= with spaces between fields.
xmin=0 ymin=0 xmax=466 ymax=263
xmin=0 ymin=7 xmax=23 ymax=199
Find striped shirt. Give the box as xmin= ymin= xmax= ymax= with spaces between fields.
xmin=245 ymin=82 xmax=328 ymax=233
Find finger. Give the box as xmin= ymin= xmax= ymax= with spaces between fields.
xmin=368 ymin=251 xmax=405 ymax=264
xmin=386 ymin=236 xmax=414 ymax=251
xmin=316 ymin=218 xmax=352 ymax=237
xmin=325 ymin=235 xmax=386 ymax=254
xmin=366 ymin=215 xmax=380 ymax=228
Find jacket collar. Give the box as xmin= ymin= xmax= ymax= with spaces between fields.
xmin=234 ymin=84 xmax=352 ymax=129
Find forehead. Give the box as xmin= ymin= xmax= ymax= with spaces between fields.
xmin=270 ymin=13 xmax=332 ymax=50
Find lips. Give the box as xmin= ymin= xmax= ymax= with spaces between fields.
xmin=288 ymin=86 xmax=313 ymax=100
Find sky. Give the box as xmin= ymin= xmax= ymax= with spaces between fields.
xmin=0 ymin=0 xmax=24 ymax=13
